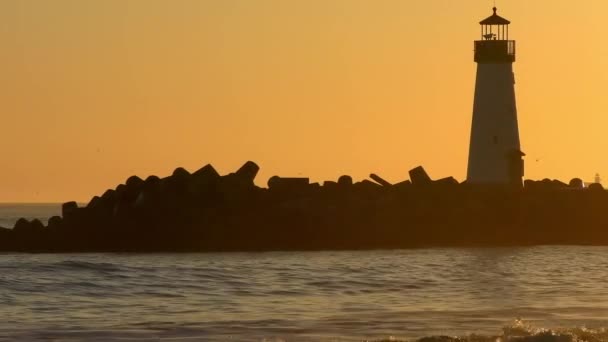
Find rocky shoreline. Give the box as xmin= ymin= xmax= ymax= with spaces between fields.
xmin=2 ymin=161 xmax=608 ymax=252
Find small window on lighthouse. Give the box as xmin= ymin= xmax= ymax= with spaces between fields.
xmin=493 ymin=136 xmax=499 ymax=145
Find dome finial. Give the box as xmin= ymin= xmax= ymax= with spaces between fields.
xmin=493 ymin=6 xmax=497 ymax=15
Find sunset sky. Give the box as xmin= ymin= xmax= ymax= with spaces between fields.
xmin=2 ymin=0 xmax=608 ymax=202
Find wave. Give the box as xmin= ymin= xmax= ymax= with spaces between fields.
xmin=403 ymin=319 xmax=608 ymax=342
xmin=25 ymin=260 xmax=126 ymax=274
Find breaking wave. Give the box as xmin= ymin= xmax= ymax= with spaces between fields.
xmin=403 ymin=319 xmax=608 ymax=342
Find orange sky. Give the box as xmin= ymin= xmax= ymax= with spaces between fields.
xmin=2 ymin=0 xmax=608 ymax=202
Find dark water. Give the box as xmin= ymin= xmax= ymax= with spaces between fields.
xmin=0 ymin=203 xmax=60 ymax=228
xmin=1 ymin=205 xmax=608 ymax=341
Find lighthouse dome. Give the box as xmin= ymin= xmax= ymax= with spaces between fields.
xmin=479 ymin=7 xmax=511 ymax=25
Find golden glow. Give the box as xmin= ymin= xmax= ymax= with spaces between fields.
xmin=1 ymin=1 xmax=607 ymax=202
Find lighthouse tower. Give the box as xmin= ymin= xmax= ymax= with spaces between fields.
xmin=467 ymin=7 xmax=524 ymax=187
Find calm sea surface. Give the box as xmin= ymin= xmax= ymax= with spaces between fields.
xmin=0 ymin=203 xmax=61 ymax=229
xmin=1 ymin=204 xmax=608 ymax=341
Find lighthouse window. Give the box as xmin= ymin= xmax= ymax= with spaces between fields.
xmin=493 ymin=136 xmax=498 ymax=144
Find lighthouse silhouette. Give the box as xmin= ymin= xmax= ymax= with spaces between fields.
xmin=467 ymin=7 xmax=525 ymax=187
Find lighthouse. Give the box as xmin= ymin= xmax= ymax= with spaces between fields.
xmin=467 ymin=7 xmax=524 ymax=187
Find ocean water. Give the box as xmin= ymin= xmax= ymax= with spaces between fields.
xmin=1 ymin=205 xmax=608 ymax=341
xmin=0 ymin=203 xmax=60 ymax=228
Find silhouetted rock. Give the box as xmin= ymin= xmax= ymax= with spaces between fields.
xmin=551 ymin=179 xmax=567 ymax=188
xmin=370 ymin=174 xmax=392 ymax=187
xmin=115 ymin=184 xmax=126 ymax=197
xmin=145 ymin=175 xmax=161 ymax=184
xmin=190 ymin=164 xmax=220 ymax=190
xmin=267 ymin=176 xmax=280 ymax=188
xmin=338 ymin=175 xmax=353 ymax=187
xmin=569 ymin=178 xmax=584 ymax=189
xmin=173 ymin=167 xmax=191 ymax=178
xmin=126 ymin=175 xmax=144 ymax=189
xmin=214 ymin=162 xmax=261 ymax=205
xmin=12 ymin=218 xmax=44 ymax=237
xmin=235 ymin=161 xmax=259 ymax=185
xmin=47 ymin=216 xmax=62 ymax=230
xmin=87 ymin=196 xmax=101 ymax=209
xmin=409 ymin=166 xmax=432 ymax=185
xmin=101 ymin=189 xmax=116 ymax=201
xmin=30 ymin=219 xmax=44 ymax=231
xmin=13 ymin=218 xmax=31 ymax=231
xmin=588 ymin=183 xmax=604 ymax=191
xmin=62 ymin=202 xmax=79 ymax=218
xmin=193 ymin=164 xmax=220 ymax=179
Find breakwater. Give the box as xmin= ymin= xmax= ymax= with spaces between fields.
xmin=2 ymin=161 xmax=607 ymax=252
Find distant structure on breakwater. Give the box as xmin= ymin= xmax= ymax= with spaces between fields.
xmin=467 ymin=7 xmax=524 ymax=187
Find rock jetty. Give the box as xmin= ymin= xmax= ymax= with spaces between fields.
xmin=2 ymin=161 xmax=608 ymax=252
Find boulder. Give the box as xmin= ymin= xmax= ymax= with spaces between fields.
xmin=62 ymin=201 xmax=79 ymax=218
xmin=164 ymin=168 xmax=191 ymax=195
xmin=588 ymin=183 xmax=604 ymax=191
xmin=86 ymin=196 xmax=101 ymax=209
xmin=13 ymin=218 xmax=43 ymax=234
xmin=551 ymin=179 xmax=568 ymax=188
xmin=213 ymin=162 xmax=260 ymax=204
xmin=193 ymin=164 xmax=220 ymax=179
xmin=30 ymin=219 xmax=44 ymax=231
xmin=126 ymin=175 xmax=144 ymax=189
xmin=409 ymin=166 xmax=432 ymax=185
xmin=142 ymin=176 xmax=162 ymax=196
xmin=97 ymin=190 xmax=118 ymax=216
xmin=190 ymin=164 xmax=221 ymax=194
xmin=120 ymin=176 xmax=145 ymax=205
xmin=47 ymin=216 xmax=63 ymax=230
xmin=172 ymin=167 xmax=191 ymax=179
xmin=145 ymin=175 xmax=161 ymax=184
xmin=370 ymin=174 xmax=392 ymax=187
xmin=115 ymin=184 xmax=127 ymax=197
xmin=267 ymin=176 xmax=280 ymax=189
xmin=569 ymin=178 xmax=584 ymax=189
xmin=235 ymin=161 xmax=260 ymax=185
xmin=338 ymin=175 xmax=353 ymax=187
xmin=13 ymin=218 xmax=31 ymax=231
xmin=101 ymin=189 xmax=116 ymax=202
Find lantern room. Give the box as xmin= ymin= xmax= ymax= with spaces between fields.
xmin=474 ymin=7 xmax=516 ymax=63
